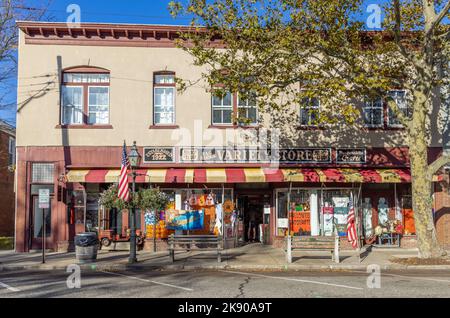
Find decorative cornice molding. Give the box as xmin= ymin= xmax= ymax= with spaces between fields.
xmin=17 ymin=21 xmax=224 ymax=48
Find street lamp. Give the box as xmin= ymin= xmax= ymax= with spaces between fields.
xmin=128 ymin=141 xmax=141 ymax=264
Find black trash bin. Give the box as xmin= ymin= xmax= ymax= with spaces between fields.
xmin=75 ymin=232 xmax=99 ymax=263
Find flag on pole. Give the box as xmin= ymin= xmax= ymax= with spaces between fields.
xmin=118 ymin=141 xmax=130 ymax=202
xmin=347 ymin=192 xmax=358 ymax=249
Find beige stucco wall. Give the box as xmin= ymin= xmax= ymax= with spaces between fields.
xmin=16 ymin=29 xmax=443 ymax=148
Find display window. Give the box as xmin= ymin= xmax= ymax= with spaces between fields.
xmin=276 ymin=189 xmax=316 ymax=236
xmin=276 ymin=188 xmax=354 ymax=237
xmin=161 ymin=188 xmax=234 ymax=236
xmin=321 ymin=189 xmax=353 ymax=236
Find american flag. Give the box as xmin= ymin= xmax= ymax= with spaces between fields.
xmin=118 ymin=141 xmax=130 ymax=202
xmin=347 ymin=192 xmax=358 ymax=249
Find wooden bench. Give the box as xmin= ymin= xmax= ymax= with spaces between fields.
xmin=285 ymin=235 xmax=340 ymax=264
xmin=168 ymin=234 xmax=223 ymax=263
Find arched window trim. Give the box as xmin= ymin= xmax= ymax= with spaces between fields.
xmin=63 ymin=66 xmax=110 ymax=74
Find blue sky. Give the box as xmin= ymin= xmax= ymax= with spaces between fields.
xmin=0 ymin=0 xmax=443 ymax=125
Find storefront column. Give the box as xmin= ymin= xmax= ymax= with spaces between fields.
xmin=310 ymin=190 xmax=320 ymax=236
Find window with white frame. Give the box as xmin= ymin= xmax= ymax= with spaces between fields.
xmin=300 ymin=97 xmax=320 ymax=126
xmin=153 ymin=73 xmax=175 ymax=124
xmin=88 ymin=87 xmax=110 ymax=124
xmin=61 ymin=70 xmax=110 ymax=125
xmin=363 ymin=98 xmax=383 ymax=127
xmin=8 ymin=137 xmax=15 ymax=166
xmin=212 ymin=91 xmax=233 ymax=125
xmin=387 ymin=90 xmax=409 ymax=127
xmin=237 ymin=92 xmax=258 ymax=125
xmin=62 ymin=86 xmax=83 ymax=124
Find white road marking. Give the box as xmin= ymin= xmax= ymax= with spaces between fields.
xmin=350 ymin=270 xmax=450 ymax=284
xmin=99 ymin=271 xmax=194 ymax=291
xmin=0 ymin=281 xmax=21 ymax=292
xmin=221 ymin=270 xmax=364 ymax=290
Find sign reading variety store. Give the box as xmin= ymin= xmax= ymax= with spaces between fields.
xmin=143 ymin=147 xmax=366 ymax=164
xmin=179 ymin=147 xmax=332 ymax=163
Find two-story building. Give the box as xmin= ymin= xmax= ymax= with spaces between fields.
xmin=14 ymin=21 xmax=450 ymax=252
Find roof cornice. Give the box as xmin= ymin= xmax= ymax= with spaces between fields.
xmin=16 ymin=21 xmax=216 ymax=48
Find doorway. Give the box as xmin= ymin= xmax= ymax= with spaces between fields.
xmin=29 ymin=195 xmax=52 ymax=250
xmin=237 ymin=193 xmax=270 ymax=244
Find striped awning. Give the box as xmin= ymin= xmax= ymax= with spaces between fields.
xmin=66 ymin=168 xmax=442 ymax=184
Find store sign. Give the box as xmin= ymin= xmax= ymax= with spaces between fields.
xmin=336 ymin=148 xmax=366 ymax=164
xmin=179 ymin=147 xmax=331 ymax=163
xmin=143 ymin=147 xmax=175 ymax=163
xmin=38 ymin=189 xmax=50 ymax=209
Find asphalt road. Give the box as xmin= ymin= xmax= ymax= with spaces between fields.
xmin=0 ymin=268 xmax=450 ymax=298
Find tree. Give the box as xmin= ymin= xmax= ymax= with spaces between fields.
xmin=0 ymin=0 xmax=49 ymax=110
xmin=169 ymin=0 xmax=450 ymax=258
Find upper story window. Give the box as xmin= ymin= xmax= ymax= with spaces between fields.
xmin=211 ymin=90 xmax=258 ymax=126
xmin=300 ymin=97 xmax=320 ymax=126
xmin=387 ymin=90 xmax=409 ymax=127
xmin=61 ymin=67 xmax=110 ymax=125
xmin=363 ymin=98 xmax=383 ymax=127
xmin=153 ymin=72 xmax=176 ymax=125
xmin=8 ymin=137 xmax=15 ymax=166
xmin=237 ymin=92 xmax=258 ymax=125
xmin=212 ymin=91 xmax=233 ymax=125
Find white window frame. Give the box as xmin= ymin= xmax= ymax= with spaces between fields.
xmin=363 ymin=98 xmax=384 ymax=128
xmin=61 ymin=85 xmax=84 ymax=125
xmin=299 ymin=97 xmax=320 ymax=126
xmin=88 ymin=86 xmax=110 ymax=125
xmin=211 ymin=91 xmax=233 ymax=125
xmin=387 ymin=90 xmax=409 ymax=128
xmin=237 ymin=93 xmax=258 ymax=125
xmin=153 ymin=86 xmax=176 ymax=125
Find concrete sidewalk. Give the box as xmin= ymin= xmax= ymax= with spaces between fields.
xmin=1 ymin=244 xmax=448 ymax=271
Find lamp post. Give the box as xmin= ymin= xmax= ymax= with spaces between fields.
xmin=128 ymin=141 xmax=141 ymax=264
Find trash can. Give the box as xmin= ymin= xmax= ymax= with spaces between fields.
xmin=75 ymin=232 xmax=99 ymax=263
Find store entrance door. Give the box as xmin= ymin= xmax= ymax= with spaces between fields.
xmin=237 ymin=193 xmax=270 ymax=244
xmin=29 ymin=195 xmax=53 ymax=250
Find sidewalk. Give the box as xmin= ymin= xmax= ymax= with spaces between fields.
xmin=1 ymin=244 xmax=449 ymax=271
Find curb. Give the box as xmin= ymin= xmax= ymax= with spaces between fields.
xmin=2 ymin=263 xmax=450 ymax=272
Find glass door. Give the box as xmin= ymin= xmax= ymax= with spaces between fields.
xmin=30 ymin=196 xmax=52 ymax=250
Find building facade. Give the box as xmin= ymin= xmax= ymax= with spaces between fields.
xmin=14 ymin=21 xmax=450 ymax=252
xmin=0 ymin=120 xmax=15 ymax=237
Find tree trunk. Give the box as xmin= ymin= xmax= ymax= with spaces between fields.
xmin=409 ymin=98 xmax=445 ymax=258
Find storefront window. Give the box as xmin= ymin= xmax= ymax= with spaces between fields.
xmin=321 ymin=189 xmax=352 ymax=236
xmin=86 ymin=192 xmax=99 ymax=231
xmin=277 ymin=190 xmax=315 ymax=236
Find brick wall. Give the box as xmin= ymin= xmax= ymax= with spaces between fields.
xmin=434 ymin=182 xmax=450 ymax=249
xmin=0 ymin=130 xmax=15 ymax=237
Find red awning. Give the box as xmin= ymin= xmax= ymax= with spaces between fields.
xmin=63 ymin=167 xmax=437 ymax=184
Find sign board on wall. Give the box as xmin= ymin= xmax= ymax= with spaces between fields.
xmin=336 ymin=148 xmax=366 ymax=164
xmin=143 ymin=147 xmax=175 ymax=163
xmin=179 ymin=147 xmax=332 ymax=164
